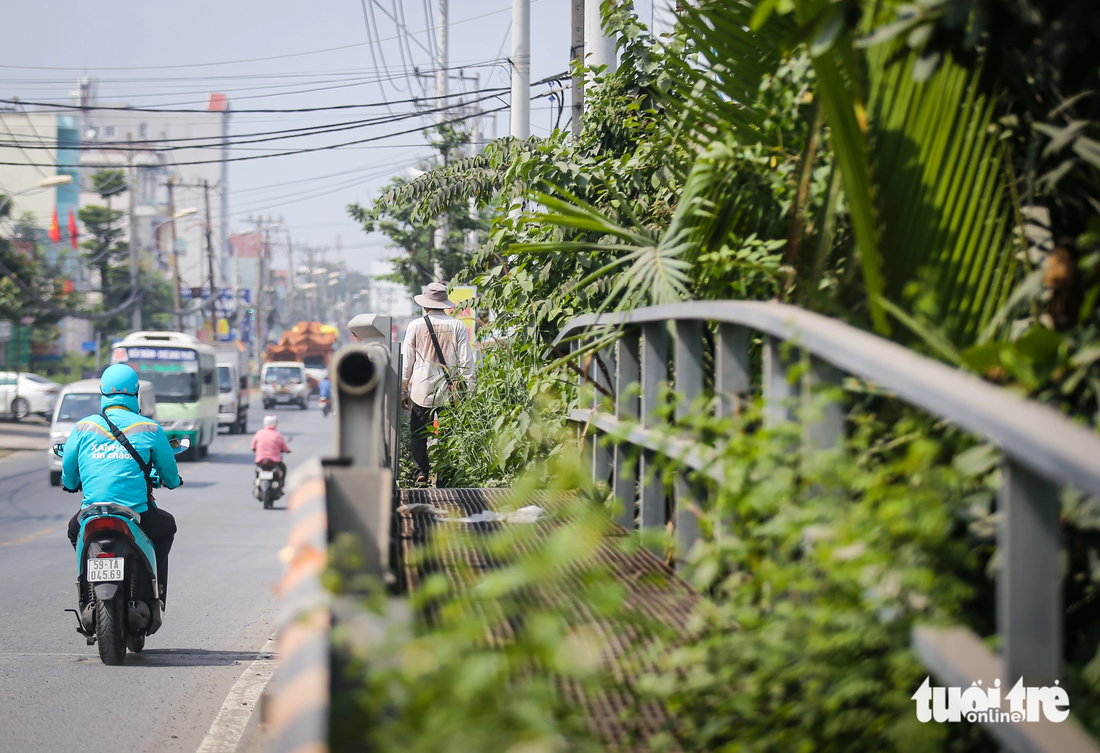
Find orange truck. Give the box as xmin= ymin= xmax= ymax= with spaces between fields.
xmin=264 ymin=321 xmax=339 ymax=392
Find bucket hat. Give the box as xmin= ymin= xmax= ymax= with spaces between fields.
xmin=414 ymin=281 xmax=457 ymax=310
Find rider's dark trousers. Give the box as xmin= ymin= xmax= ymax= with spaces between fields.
xmin=68 ymin=507 xmax=177 ymax=603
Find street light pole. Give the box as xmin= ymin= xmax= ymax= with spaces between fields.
xmin=151 ymin=199 xmax=198 ymax=332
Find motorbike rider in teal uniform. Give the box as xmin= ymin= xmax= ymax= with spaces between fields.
xmin=63 ymin=364 xmax=182 ymax=606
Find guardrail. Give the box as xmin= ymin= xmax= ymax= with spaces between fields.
xmin=555 ymin=301 xmax=1100 ymax=753
xmin=265 ymin=315 xmax=404 ymax=753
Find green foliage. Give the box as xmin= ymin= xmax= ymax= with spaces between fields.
xmin=90 ymin=168 xmax=127 ymax=200
xmin=428 ymin=339 xmax=568 ymax=488
xmin=348 ymin=125 xmax=489 ymax=299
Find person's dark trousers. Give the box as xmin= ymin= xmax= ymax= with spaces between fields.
xmin=409 ymin=401 xmax=439 ymax=483
xmin=68 ymin=507 xmax=177 ymax=603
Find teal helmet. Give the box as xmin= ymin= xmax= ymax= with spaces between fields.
xmin=101 ymin=363 xmax=140 ymax=413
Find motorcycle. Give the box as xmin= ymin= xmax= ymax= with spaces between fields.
xmin=319 ymin=395 xmax=330 ymax=417
xmin=54 ymin=437 xmax=190 ymax=666
xmin=254 ymin=459 xmax=285 ymax=509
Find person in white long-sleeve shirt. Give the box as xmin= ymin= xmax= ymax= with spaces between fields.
xmin=401 ymin=282 xmax=475 ymax=486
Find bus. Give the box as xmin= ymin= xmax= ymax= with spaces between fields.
xmin=109 ymin=331 xmax=219 ymax=461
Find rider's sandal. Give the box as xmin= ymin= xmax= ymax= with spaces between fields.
xmin=415 ymin=475 xmax=428 ymax=487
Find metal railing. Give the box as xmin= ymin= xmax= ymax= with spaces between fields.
xmin=555 ymin=301 xmax=1100 ymax=753
xmin=265 ymin=317 xmax=404 ymax=753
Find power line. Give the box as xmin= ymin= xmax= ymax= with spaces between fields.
xmin=0 ymin=4 xmax=517 ymax=72
xmin=0 ymin=88 xmax=516 ymax=151
xmin=0 ymin=73 xmax=509 ymax=114
xmin=0 ymin=88 xmax=557 ymax=168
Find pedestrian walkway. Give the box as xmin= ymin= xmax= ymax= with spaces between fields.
xmin=397 ymin=488 xmax=698 ymax=748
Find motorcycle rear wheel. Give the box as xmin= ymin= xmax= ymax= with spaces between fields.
xmin=95 ymin=599 xmax=127 ymax=665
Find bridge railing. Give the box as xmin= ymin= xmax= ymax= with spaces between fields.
xmin=265 ymin=316 xmax=405 ymax=753
xmin=555 ymin=301 xmax=1100 ymax=753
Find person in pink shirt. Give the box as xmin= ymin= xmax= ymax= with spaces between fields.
xmin=252 ymin=414 xmax=291 ymax=476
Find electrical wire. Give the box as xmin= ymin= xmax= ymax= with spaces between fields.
xmin=0 ymin=87 xmax=516 ymax=151
xmin=0 ymin=5 xmax=515 ymax=73
xmin=0 ymin=68 xmax=509 ymax=113
xmin=359 ymin=0 xmax=396 ymax=113
xmin=0 ymin=75 xmax=568 ymax=166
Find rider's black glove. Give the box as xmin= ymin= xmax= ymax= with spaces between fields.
xmin=63 ymin=484 xmax=81 ymax=494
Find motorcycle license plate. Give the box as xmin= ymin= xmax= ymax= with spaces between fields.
xmin=258 ymin=470 xmax=275 ymax=480
xmin=87 ymin=557 xmax=124 ymax=583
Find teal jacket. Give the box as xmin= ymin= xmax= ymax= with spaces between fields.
xmin=61 ymin=405 xmax=182 ymax=514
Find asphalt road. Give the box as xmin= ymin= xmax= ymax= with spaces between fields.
xmin=0 ymin=399 xmax=331 ymax=753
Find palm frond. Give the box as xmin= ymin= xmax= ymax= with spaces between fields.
xmin=864 ymin=40 xmax=1017 ymax=346
xmin=663 ymin=0 xmax=796 ymax=149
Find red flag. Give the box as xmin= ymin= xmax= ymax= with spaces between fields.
xmin=48 ymin=208 xmax=61 ymax=244
xmin=67 ymin=208 xmax=79 ymax=249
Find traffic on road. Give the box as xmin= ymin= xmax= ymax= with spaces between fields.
xmin=0 ymin=370 xmax=331 ymax=751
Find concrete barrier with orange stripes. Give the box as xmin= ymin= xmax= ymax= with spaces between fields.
xmin=265 ymin=458 xmax=331 ymax=753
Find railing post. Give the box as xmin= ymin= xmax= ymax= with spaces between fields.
xmin=763 ymin=335 xmax=795 ymax=427
xmin=673 ymin=320 xmax=703 ymax=567
xmin=999 ymin=459 xmax=1061 ymax=687
xmin=803 ymin=357 xmax=843 ymax=450
xmin=592 ymin=345 xmax=614 ymax=492
xmin=613 ymin=329 xmax=640 ymax=529
xmin=639 ymin=321 xmax=669 ymax=533
xmin=716 ymin=323 xmax=750 ymax=418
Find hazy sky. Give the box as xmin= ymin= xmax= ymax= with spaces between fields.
xmin=2 ymin=0 xmax=655 ymax=311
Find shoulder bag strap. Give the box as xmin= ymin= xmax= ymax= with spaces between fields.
xmin=422 ymin=315 xmax=455 ymax=389
xmin=100 ymin=411 xmax=157 ymax=508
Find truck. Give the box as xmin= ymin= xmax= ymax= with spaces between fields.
xmin=265 ymin=321 xmax=339 ymax=393
xmin=215 ymin=341 xmax=251 ymax=435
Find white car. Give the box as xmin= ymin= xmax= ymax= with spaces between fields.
xmin=1 ymin=372 xmax=60 ymax=419
xmin=47 ymin=378 xmax=157 ymax=486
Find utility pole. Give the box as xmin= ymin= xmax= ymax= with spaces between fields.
xmin=571 ymin=0 xmax=585 ymax=137
xmin=511 ymin=0 xmax=531 ymax=139
xmin=203 ymin=180 xmax=217 ymax=341
xmin=585 ymin=0 xmax=617 ymax=76
xmin=432 ymin=0 xmax=449 ymax=281
xmin=256 ymin=220 xmax=269 ymax=365
xmin=436 ymin=0 xmax=448 ymax=122
xmin=285 ymin=228 xmax=295 ymax=322
xmin=127 ymin=142 xmax=141 ymax=331
xmin=220 ymin=101 xmax=231 ymax=288
xmin=651 ymin=0 xmax=678 ymax=38
xmin=167 ymin=177 xmax=183 ymax=331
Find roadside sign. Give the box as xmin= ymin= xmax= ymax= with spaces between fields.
xmin=81 ymin=340 xmax=97 ymax=352
xmin=449 ymin=285 xmax=478 ymax=345
xmin=0 ymin=320 xmax=11 ymax=342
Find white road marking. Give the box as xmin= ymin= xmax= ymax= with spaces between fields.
xmin=195 ymin=636 xmax=277 ymax=753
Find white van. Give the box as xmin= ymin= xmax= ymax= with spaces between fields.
xmin=47 ymin=378 xmax=156 ymax=486
xmin=261 ymin=361 xmax=310 ymax=409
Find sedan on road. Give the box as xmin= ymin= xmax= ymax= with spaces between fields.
xmin=1 ymin=372 xmax=60 ymax=419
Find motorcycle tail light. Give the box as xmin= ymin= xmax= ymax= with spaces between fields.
xmin=84 ymin=517 xmax=132 ymax=541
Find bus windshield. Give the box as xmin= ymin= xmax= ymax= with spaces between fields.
xmin=116 ymin=347 xmax=201 ymax=403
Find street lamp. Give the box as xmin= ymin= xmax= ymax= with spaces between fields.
xmin=0 ymin=174 xmax=74 ymax=219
